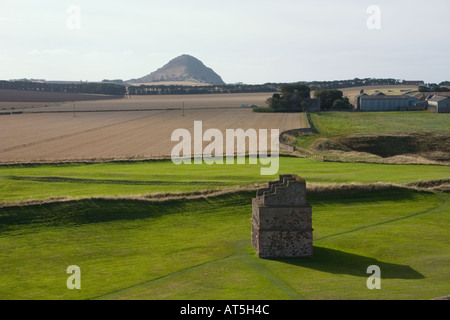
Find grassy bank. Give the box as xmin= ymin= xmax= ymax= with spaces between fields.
xmin=293 ymin=111 xmax=450 ymax=163
xmin=1 ymin=157 xmax=450 ymax=202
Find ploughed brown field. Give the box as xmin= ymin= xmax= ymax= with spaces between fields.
xmin=0 ymin=93 xmax=307 ymax=163
xmin=0 ymin=89 xmax=122 ymax=106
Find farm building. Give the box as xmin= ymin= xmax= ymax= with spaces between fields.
xmin=402 ymin=80 xmax=425 ymax=86
xmin=355 ymin=91 xmax=368 ymax=110
xmin=358 ymin=92 xmax=426 ymax=111
xmin=427 ymin=95 xmax=450 ymax=113
xmin=359 ymin=92 xmax=409 ymax=111
xmin=405 ymin=98 xmax=427 ymax=111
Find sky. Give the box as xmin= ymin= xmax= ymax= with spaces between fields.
xmin=0 ymin=0 xmax=449 ymax=84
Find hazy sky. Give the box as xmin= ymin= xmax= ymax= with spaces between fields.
xmin=1 ymin=0 xmax=449 ymax=84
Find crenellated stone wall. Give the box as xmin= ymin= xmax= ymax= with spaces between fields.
xmin=252 ymin=174 xmax=313 ymax=258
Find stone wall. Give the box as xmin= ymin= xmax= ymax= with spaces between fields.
xmin=252 ymin=174 xmax=313 ymax=258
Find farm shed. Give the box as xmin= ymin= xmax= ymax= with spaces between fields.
xmin=355 ymin=92 xmax=368 ymax=110
xmin=402 ymin=80 xmax=425 ymax=86
xmin=401 ymin=97 xmax=427 ymax=111
xmin=359 ymin=92 xmax=409 ymax=111
xmin=427 ymin=96 xmax=450 ymax=113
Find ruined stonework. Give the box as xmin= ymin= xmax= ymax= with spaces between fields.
xmin=252 ymin=174 xmax=313 ymax=258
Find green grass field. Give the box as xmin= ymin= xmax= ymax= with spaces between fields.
xmin=0 ymin=188 xmax=448 ymax=300
xmin=1 ymin=157 xmax=450 ymax=202
xmin=309 ymin=111 xmax=450 ymax=137
xmin=0 ymin=156 xmax=449 ymax=300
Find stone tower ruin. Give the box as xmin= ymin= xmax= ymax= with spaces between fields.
xmin=252 ymin=174 xmax=313 ymax=258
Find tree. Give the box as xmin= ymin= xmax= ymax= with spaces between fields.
xmin=435 ymin=86 xmax=450 ymax=92
xmin=266 ymin=84 xmax=310 ymax=111
xmin=280 ymin=83 xmax=310 ymax=99
xmin=314 ymin=89 xmax=344 ymax=109
xmin=332 ymin=97 xmax=353 ymax=109
xmin=266 ymin=93 xmax=282 ymax=110
xmin=418 ymin=85 xmax=450 ymax=93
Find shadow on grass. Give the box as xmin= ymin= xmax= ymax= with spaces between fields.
xmin=0 ymin=189 xmax=435 ymax=233
xmin=307 ymin=188 xmax=421 ymax=205
xmin=0 ymin=192 xmax=255 ymax=232
xmin=269 ymin=246 xmax=424 ymax=279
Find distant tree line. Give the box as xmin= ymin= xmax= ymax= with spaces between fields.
xmin=128 ymin=78 xmax=405 ymax=95
xmin=440 ymin=81 xmax=450 ymax=86
xmin=127 ymin=83 xmax=280 ymax=95
xmin=418 ymin=85 xmax=450 ymax=93
xmin=1 ymin=78 xmax=424 ymax=97
xmin=307 ymin=78 xmax=402 ymax=90
xmin=0 ymin=80 xmax=126 ymax=95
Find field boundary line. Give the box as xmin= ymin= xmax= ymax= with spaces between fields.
xmin=0 ymin=185 xmax=264 ymax=209
xmin=21 ymin=106 xmax=242 ymax=114
xmin=1 ymin=180 xmax=449 ymax=209
xmin=89 ymin=254 xmax=236 ymax=300
xmin=239 ymin=251 xmax=305 ymax=300
xmin=0 ymin=150 xmax=304 ymax=166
